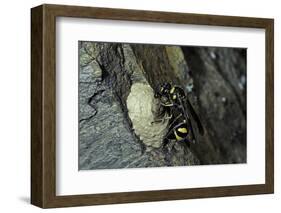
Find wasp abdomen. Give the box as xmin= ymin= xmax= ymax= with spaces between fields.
xmin=174 ymin=124 xmax=188 ymax=141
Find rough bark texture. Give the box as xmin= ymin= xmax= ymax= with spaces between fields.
xmin=79 ymin=41 xmax=246 ymax=170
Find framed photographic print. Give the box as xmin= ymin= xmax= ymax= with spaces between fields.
xmin=31 ymin=4 xmax=274 ymax=208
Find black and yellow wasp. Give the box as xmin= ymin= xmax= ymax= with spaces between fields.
xmin=154 ymin=82 xmax=204 ymax=149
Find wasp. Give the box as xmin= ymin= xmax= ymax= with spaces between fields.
xmin=154 ymin=82 xmax=204 ymax=150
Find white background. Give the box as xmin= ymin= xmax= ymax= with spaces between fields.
xmin=0 ymin=0 xmax=279 ymax=212
xmin=57 ymin=18 xmax=265 ymax=195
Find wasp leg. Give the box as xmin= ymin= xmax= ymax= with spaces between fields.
xmin=176 ymin=138 xmax=193 ymax=147
xmin=151 ymin=115 xmax=172 ymax=124
xmin=166 ymin=114 xmax=183 ymax=130
xmin=161 ymin=123 xmax=177 ymax=149
xmin=161 ymin=137 xmax=171 ymax=151
xmin=161 ymin=126 xmax=179 ymax=151
xmin=160 ymin=102 xmax=174 ymax=107
xmin=163 ymin=122 xmax=183 ymax=143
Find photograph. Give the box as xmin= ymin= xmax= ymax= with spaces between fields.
xmin=28 ymin=3 xmax=274 ymax=208
xmin=78 ymin=41 xmax=247 ymax=170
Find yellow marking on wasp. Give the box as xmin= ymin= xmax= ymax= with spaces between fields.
xmin=160 ymin=87 xmax=164 ymax=92
xmin=174 ymin=130 xmax=183 ymax=141
xmin=172 ymin=94 xmax=177 ymax=100
xmin=170 ymin=87 xmax=175 ymax=94
xmin=178 ymin=127 xmax=188 ymax=133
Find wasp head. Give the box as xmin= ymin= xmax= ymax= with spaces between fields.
xmin=154 ymin=82 xmax=171 ymax=98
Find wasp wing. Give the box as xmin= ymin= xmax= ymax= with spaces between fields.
xmin=181 ymin=97 xmax=204 ymax=136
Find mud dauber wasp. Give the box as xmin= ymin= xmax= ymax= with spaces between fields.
xmin=153 ymin=82 xmax=204 ymax=150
